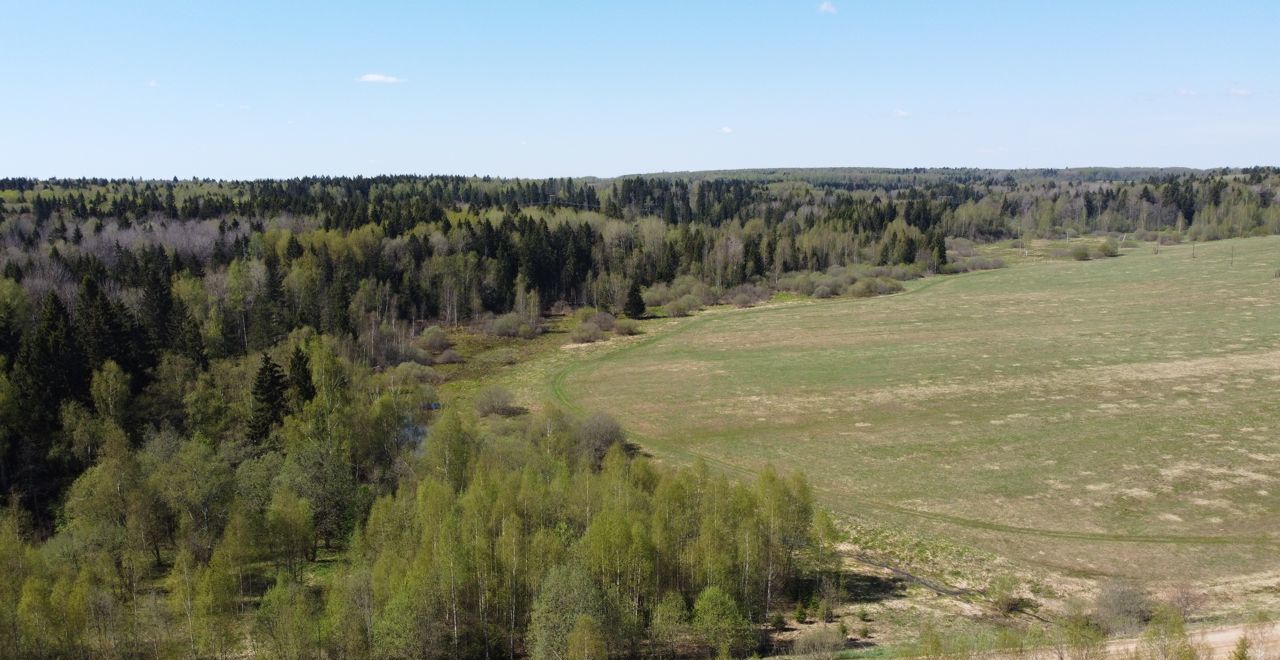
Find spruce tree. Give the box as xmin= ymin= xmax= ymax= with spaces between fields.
xmin=248 ymin=255 xmax=287 ymax=350
xmin=169 ymin=298 xmax=208 ymax=369
xmin=623 ymin=281 xmax=646 ymax=319
xmin=139 ymin=268 xmax=174 ymax=357
xmin=248 ymin=353 xmax=289 ymax=444
xmin=76 ymin=276 xmax=128 ymax=371
xmin=288 ymin=346 xmax=315 ymax=406
xmin=10 ymin=293 xmax=89 ymax=518
xmin=929 ymin=230 xmax=947 ymax=271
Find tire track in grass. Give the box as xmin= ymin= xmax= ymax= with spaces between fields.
xmin=548 ymin=272 xmax=1279 ymax=547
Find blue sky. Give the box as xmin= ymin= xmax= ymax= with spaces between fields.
xmin=5 ymin=1 xmax=1278 ymax=178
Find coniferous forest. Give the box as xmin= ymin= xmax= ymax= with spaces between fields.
xmin=0 ymin=167 xmax=1278 ymax=657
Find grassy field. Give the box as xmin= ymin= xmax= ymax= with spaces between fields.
xmin=543 ymin=237 xmax=1280 ymax=583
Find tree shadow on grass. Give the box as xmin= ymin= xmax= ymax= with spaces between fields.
xmin=842 ymin=573 xmax=908 ymax=603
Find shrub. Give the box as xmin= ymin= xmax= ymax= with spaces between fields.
xmin=1071 ymin=244 xmax=1092 ymax=261
xmin=434 ymin=348 xmax=463 ymax=364
xmin=642 ymin=282 xmax=673 ymax=308
xmin=724 ymin=283 xmax=770 ymax=307
xmin=485 ymin=313 xmax=524 ymax=337
xmin=570 ymin=322 xmax=603 ymax=344
xmin=1095 ymin=580 xmax=1154 ymax=634
xmin=613 ymin=318 xmax=641 ymax=336
xmin=664 ymin=294 xmax=702 ymax=318
xmin=1139 ymin=606 xmax=1195 ymax=660
xmin=987 ymin=575 xmax=1026 ymax=615
xmin=474 ymin=385 xmax=517 ymax=417
xmin=816 ymin=597 xmax=834 ymax=623
xmin=778 ymin=272 xmax=816 ymax=296
xmin=1099 ymin=237 xmax=1120 ymax=257
xmin=385 ymin=362 xmax=442 ymax=386
xmin=1229 ymin=635 xmax=1251 ymax=660
xmin=887 ymin=264 xmax=923 ymax=280
xmin=946 ymin=237 xmax=980 ymax=258
xmin=793 ymin=624 xmax=845 ymax=660
xmin=576 ymin=412 xmax=624 ymax=465
xmin=589 ymin=311 xmax=616 ymax=332
xmin=420 ymin=325 xmax=451 ymax=353
xmin=812 ymin=284 xmax=833 ymax=299
xmin=1161 ymin=584 xmax=1206 ymax=620
xmin=850 ymin=278 xmax=903 ymax=298
xmin=941 ymin=256 xmax=1005 ymax=274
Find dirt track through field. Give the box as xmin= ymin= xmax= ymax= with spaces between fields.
xmin=1093 ymin=622 xmax=1278 ymax=659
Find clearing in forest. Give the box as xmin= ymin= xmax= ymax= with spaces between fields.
xmin=549 ymin=237 xmax=1280 ymax=581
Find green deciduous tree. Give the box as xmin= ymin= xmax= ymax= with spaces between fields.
xmin=529 ymin=564 xmax=608 ymax=660
xmin=258 ymin=574 xmax=319 ymax=660
xmin=565 ymin=615 xmax=608 ymax=660
xmin=424 ymin=410 xmax=475 ymax=492
xmin=693 ymin=585 xmax=753 ymax=659
xmin=266 ymin=487 xmax=315 ymax=576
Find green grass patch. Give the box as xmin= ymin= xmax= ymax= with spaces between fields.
xmin=541 ymin=237 xmax=1280 ymax=581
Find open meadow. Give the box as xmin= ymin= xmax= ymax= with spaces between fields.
xmin=547 ymin=238 xmax=1280 ymax=585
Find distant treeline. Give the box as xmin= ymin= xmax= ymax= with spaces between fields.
xmin=0 ymin=168 xmax=1275 ymax=517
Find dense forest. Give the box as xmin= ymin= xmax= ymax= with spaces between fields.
xmin=0 ymin=167 xmax=1278 ymax=657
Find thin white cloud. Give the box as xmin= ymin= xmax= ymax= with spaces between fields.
xmin=818 ymin=1 xmax=837 ymax=14
xmin=147 ymin=80 xmax=159 ymax=88
xmin=892 ymin=109 xmax=911 ymax=118
xmin=358 ymin=73 xmax=404 ymax=84
xmin=719 ymin=126 xmax=734 ymax=134
xmin=1229 ymin=87 xmax=1254 ymax=97
xmin=1176 ymin=88 xmax=1199 ymax=97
